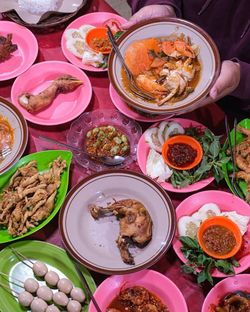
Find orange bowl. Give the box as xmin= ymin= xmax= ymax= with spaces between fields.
xmin=85 ymin=27 xmax=112 ymax=54
xmin=162 ymin=135 xmax=203 ymax=170
xmin=197 ymin=216 xmax=242 ymax=260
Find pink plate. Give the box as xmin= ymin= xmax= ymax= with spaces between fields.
xmin=202 ymin=274 xmax=250 ymax=311
xmin=109 ymin=84 xmax=174 ymax=122
xmin=137 ymin=118 xmax=214 ymax=193
xmin=173 ymin=190 xmax=250 ymax=278
xmin=61 ymin=12 xmax=127 ymax=72
xmin=11 ymin=61 xmax=92 ymax=126
xmin=0 ymin=21 xmax=38 ymax=81
xmin=89 ymin=269 xmax=188 ymax=312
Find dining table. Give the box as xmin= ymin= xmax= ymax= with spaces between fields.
xmin=0 ymin=1 xmax=245 ymax=311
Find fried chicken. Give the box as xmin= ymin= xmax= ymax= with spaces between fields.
xmin=18 ymin=75 xmax=83 ymax=113
xmin=90 ymin=199 xmax=153 ymax=265
xmin=0 ymin=34 xmax=17 ymax=62
xmin=0 ymin=157 xmax=66 ymax=237
xmin=229 ymin=125 xmax=250 ymax=203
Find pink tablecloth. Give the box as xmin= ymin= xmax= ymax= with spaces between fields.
xmin=0 ymin=1 xmax=239 ymax=311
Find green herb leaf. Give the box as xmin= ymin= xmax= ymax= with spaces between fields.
xmin=209 ymin=139 xmax=220 ymax=158
xmin=231 ymin=257 xmax=240 ymax=268
xmin=182 ymin=264 xmax=196 ymax=274
xmin=197 ymin=254 xmax=208 ymax=266
xmin=215 ymin=260 xmax=234 ymax=274
xmin=179 ymin=236 xmax=200 ymax=249
xmin=217 ymin=157 xmax=231 ymax=165
xmin=197 ymin=270 xmax=208 ymax=284
xmin=114 ymin=31 xmax=124 ymax=40
xmin=179 ymin=236 xmax=238 ymax=285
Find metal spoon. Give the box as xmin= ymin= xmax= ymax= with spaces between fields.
xmin=38 ymin=135 xmax=125 ymax=166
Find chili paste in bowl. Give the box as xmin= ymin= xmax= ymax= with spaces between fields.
xmin=85 ymin=125 xmax=130 ymax=159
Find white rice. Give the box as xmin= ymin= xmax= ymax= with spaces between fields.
xmin=18 ymin=0 xmax=60 ymax=15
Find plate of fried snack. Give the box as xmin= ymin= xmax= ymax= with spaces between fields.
xmin=59 ymin=170 xmax=176 ymax=274
xmin=11 ymin=60 xmax=92 ymax=126
xmin=222 ymin=118 xmax=250 ymax=204
xmin=0 ymin=98 xmax=28 ymax=175
xmin=89 ymin=269 xmax=188 ymax=312
xmin=0 ymin=239 xmax=96 ymax=312
xmin=0 ymin=150 xmax=72 ymax=243
xmin=0 ymin=21 xmax=38 ymax=81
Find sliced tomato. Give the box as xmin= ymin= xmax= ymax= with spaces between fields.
xmin=102 ymin=18 xmax=122 ymax=33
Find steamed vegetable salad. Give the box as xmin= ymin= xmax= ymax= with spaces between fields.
xmin=145 ymin=121 xmax=228 ymax=188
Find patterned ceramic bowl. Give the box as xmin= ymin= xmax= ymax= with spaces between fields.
xmin=109 ymin=18 xmax=220 ymax=115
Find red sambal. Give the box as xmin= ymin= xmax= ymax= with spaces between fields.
xmin=107 ymin=286 xmax=169 ymax=312
xmin=167 ymin=142 xmax=197 ymax=168
xmin=202 ymin=225 xmax=236 ymax=256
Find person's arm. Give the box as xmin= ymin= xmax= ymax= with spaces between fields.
xmin=230 ymin=60 xmax=250 ymax=100
xmin=127 ymin=0 xmax=181 ymax=16
xmin=123 ymin=1 xmax=182 ymax=28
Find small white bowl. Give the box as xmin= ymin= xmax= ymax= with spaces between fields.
xmin=109 ymin=18 xmax=220 ymax=115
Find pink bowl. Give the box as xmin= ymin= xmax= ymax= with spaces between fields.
xmin=202 ymin=274 xmax=250 ymax=312
xmin=89 ymin=269 xmax=188 ymax=312
xmin=172 ymin=190 xmax=250 ymax=277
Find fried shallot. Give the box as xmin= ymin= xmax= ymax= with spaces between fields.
xmin=89 ymin=199 xmax=152 ymax=265
xmin=18 ymin=75 xmax=83 ymax=113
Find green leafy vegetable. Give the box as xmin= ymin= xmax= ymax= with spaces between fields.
xmin=180 ymin=236 xmax=239 ymax=285
xmin=170 ymin=127 xmax=230 ymax=188
xmin=114 ymin=31 xmax=124 ymax=40
xmin=97 ymin=55 xmax=109 ymax=69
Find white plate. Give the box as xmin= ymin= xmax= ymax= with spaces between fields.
xmin=59 ymin=170 xmax=176 ymax=274
xmin=0 ymin=98 xmax=28 ymax=175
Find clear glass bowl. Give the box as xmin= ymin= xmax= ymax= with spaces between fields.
xmin=66 ymin=109 xmax=142 ymax=172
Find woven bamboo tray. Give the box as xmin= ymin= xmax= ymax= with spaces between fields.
xmin=4 ymin=0 xmax=88 ymax=29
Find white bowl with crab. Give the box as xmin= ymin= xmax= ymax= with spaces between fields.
xmin=109 ymin=18 xmax=220 ymax=115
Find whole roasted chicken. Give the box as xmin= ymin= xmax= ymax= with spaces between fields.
xmin=18 ymin=75 xmax=83 ymax=113
xmin=90 ymin=199 xmax=153 ymax=265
